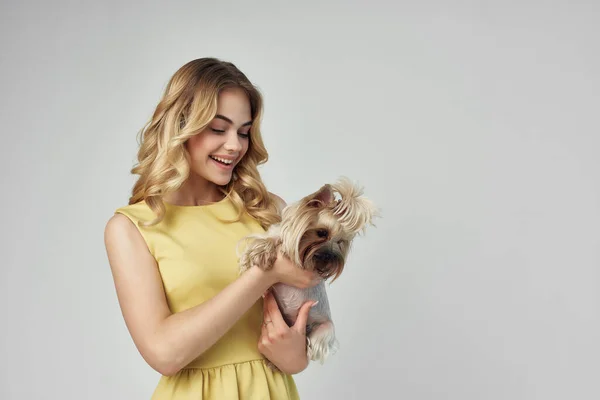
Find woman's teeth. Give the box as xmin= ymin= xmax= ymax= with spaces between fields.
xmin=210 ymin=156 xmax=233 ymax=165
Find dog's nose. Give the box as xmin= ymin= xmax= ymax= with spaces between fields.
xmin=314 ymin=251 xmax=335 ymax=262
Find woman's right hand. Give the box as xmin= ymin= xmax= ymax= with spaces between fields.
xmin=266 ymin=250 xmax=322 ymax=289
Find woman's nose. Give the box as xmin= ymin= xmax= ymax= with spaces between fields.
xmin=224 ymin=132 xmax=242 ymax=152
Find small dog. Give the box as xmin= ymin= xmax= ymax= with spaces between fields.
xmin=238 ymin=177 xmax=377 ymax=365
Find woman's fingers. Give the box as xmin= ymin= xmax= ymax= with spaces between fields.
xmin=263 ymin=291 xmax=287 ymax=332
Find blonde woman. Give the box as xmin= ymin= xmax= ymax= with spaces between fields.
xmin=104 ymin=58 xmax=321 ymax=399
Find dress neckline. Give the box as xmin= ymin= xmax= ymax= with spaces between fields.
xmin=162 ymin=195 xmax=231 ymax=210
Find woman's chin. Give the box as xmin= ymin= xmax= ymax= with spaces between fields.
xmin=211 ymin=173 xmax=233 ymax=186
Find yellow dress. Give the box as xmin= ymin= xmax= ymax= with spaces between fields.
xmin=115 ymin=197 xmax=300 ymax=400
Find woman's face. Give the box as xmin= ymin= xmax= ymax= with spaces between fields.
xmin=186 ymin=87 xmax=252 ymax=187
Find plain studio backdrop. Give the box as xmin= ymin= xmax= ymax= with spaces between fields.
xmin=1 ymin=1 xmax=599 ymax=399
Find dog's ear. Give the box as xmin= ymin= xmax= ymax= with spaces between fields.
xmin=331 ymin=177 xmax=379 ymax=235
xmin=305 ymin=184 xmax=334 ymax=208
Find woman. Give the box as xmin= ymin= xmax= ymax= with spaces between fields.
xmin=104 ymin=57 xmax=321 ymax=399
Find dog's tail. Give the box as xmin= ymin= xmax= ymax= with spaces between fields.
xmin=331 ymin=177 xmax=379 ymax=235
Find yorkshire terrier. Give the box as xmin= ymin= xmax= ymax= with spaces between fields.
xmin=238 ymin=177 xmax=378 ymax=366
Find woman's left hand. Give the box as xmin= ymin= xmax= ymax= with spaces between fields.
xmin=258 ymin=291 xmax=317 ymax=374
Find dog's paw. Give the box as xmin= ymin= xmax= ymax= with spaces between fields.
xmin=307 ymin=321 xmax=339 ymax=364
xmin=242 ymin=237 xmax=278 ymax=272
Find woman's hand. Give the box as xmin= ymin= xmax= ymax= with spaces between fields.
xmin=266 ymin=250 xmax=322 ymax=289
xmin=258 ymin=291 xmax=317 ymax=374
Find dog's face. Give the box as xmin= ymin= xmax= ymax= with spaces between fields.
xmin=279 ymin=178 xmax=377 ymax=282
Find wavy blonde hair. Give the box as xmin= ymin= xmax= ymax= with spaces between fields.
xmin=128 ymin=57 xmax=281 ymax=229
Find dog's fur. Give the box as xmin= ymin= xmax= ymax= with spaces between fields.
xmin=238 ymin=177 xmax=377 ymax=366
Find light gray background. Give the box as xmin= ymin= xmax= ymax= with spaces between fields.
xmin=1 ymin=1 xmax=599 ymax=399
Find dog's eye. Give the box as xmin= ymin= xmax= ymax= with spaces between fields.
xmin=316 ymin=229 xmax=329 ymax=238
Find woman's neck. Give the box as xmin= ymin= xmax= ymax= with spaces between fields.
xmin=163 ymin=175 xmax=224 ymax=206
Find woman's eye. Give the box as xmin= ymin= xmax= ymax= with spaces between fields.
xmin=211 ymin=128 xmax=249 ymax=139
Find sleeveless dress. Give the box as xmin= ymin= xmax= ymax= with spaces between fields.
xmin=114 ymin=197 xmax=300 ymax=400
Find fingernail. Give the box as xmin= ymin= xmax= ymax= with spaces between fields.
xmin=311 ymin=301 xmax=319 ymax=308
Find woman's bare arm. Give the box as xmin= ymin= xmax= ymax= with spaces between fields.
xmin=104 ymin=212 xmax=317 ymax=376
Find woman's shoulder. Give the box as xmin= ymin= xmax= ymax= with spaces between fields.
xmin=105 ymin=200 xmax=158 ymax=253
xmin=113 ymin=200 xmax=154 ymax=221
xmin=104 ymin=203 xmax=158 ymax=270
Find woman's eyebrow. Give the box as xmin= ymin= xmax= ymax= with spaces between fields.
xmin=215 ymin=114 xmax=252 ymax=127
